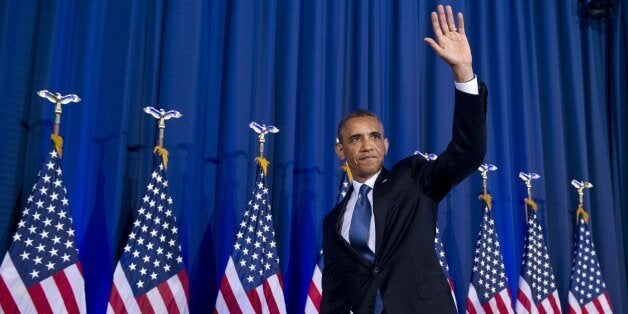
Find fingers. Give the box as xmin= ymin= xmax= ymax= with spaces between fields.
xmin=457 ymin=12 xmax=466 ymax=35
xmin=446 ymin=5 xmax=456 ymax=32
xmin=437 ymin=5 xmax=449 ymax=34
xmin=430 ymin=11 xmax=442 ymax=37
xmin=423 ymin=37 xmax=442 ymax=54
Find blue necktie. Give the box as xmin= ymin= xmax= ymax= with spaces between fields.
xmin=349 ymin=184 xmax=374 ymax=262
xmin=349 ymin=184 xmax=384 ymax=313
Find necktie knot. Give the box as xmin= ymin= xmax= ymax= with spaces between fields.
xmin=359 ymin=184 xmax=371 ymax=198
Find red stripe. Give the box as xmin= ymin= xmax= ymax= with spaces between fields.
xmin=108 ymin=284 xmax=126 ymax=314
xmin=517 ymin=289 xmax=532 ymax=312
xmin=52 ymin=270 xmax=80 ymax=314
xmin=567 ymin=304 xmax=577 ymax=314
xmin=136 ymin=293 xmax=155 ymax=314
xmin=0 ymin=277 xmax=19 ymax=313
xmin=494 ymin=292 xmax=509 ymax=313
xmin=307 ymin=281 xmax=322 ymax=311
xmin=481 ymin=299 xmax=492 ymax=313
xmin=157 ymin=280 xmax=179 ymax=314
xmin=548 ymin=294 xmax=560 ymax=313
xmin=218 ymin=276 xmax=242 ymax=314
xmin=76 ymin=262 xmax=83 ymax=275
xmin=466 ymin=298 xmax=478 ymax=314
xmin=582 ymin=306 xmax=589 ymax=314
xmin=177 ymin=270 xmax=190 ymax=302
xmin=592 ymin=297 xmax=604 ymax=313
xmin=27 ymin=283 xmax=53 ymax=314
xmin=604 ymin=292 xmax=612 ymax=310
xmin=538 ymin=302 xmax=547 ymax=314
xmin=262 ymin=279 xmax=279 ymax=313
xmin=246 ymin=288 xmax=262 ymax=313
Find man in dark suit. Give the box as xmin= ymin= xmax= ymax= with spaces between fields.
xmin=321 ymin=5 xmax=487 ymax=313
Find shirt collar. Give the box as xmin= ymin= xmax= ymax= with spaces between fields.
xmin=351 ymin=170 xmax=381 ymax=192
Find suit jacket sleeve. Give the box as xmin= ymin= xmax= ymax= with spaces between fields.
xmin=416 ymin=82 xmax=488 ymax=201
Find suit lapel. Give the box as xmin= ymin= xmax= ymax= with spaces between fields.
xmin=373 ymin=167 xmax=391 ymax=253
xmin=333 ymin=185 xmax=372 ymax=266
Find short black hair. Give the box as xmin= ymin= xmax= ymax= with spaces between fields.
xmin=336 ymin=109 xmax=383 ymax=143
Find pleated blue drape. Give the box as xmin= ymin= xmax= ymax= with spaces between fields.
xmin=0 ymin=0 xmax=626 ymax=312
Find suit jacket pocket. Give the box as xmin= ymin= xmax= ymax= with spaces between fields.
xmin=415 ymin=274 xmax=450 ymax=300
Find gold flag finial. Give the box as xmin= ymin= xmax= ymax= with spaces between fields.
xmin=37 ymin=90 xmax=81 ymax=157
xmin=519 ymin=172 xmax=540 ymax=221
xmin=249 ymin=122 xmax=279 ymax=175
xmin=571 ymin=179 xmax=593 ymax=223
xmin=143 ymin=106 xmax=182 ymax=169
xmin=478 ymin=164 xmax=497 ymax=209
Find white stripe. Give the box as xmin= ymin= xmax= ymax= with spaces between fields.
xmin=304 ymin=298 xmax=318 ymax=314
xmin=39 ymin=273 xmax=65 ymax=312
xmin=107 ymin=302 xmax=114 ymax=313
xmin=215 ymin=258 xmax=254 ymax=314
xmin=166 ymin=273 xmax=189 ymax=314
xmin=111 ymin=263 xmax=141 ymax=313
xmin=145 ymin=285 xmax=168 ymax=313
xmin=584 ymin=301 xmax=598 ymax=313
xmin=256 ymin=285 xmax=269 ymax=314
xmin=449 ymin=278 xmax=458 ymax=311
xmin=266 ymin=274 xmax=286 ymax=313
xmin=214 ymin=291 xmax=228 ymax=313
xmin=497 ymin=289 xmax=514 ymax=314
xmin=488 ymin=295 xmax=500 ymax=313
xmin=64 ymin=263 xmax=86 ymax=313
xmin=312 ymin=265 xmax=322 ymax=292
xmin=0 ymin=254 xmax=36 ymax=313
xmin=466 ymin=284 xmax=486 ymax=314
xmin=516 ymin=276 xmax=534 ymax=314
xmin=568 ymin=292 xmax=582 ymax=314
xmin=597 ymin=294 xmax=612 ymax=312
xmin=538 ymin=291 xmax=561 ymax=314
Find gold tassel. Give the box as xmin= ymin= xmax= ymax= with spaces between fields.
xmin=524 ymin=198 xmax=538 ymax=211
xmin=479 ymin=192 xmax=492 ymax=210
xmin=576 ymin=205 xmax=589 ymax=223
xmin=341 ymin=164 xmax=353 ymax=182
xmin=256 ymin=156 xmax=270 ymax=175
xmin=51 ymin=134 xmax=64 ymax=157
xmin=153 ymin=146 xmax=169 ymax=169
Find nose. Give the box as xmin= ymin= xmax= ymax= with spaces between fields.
xmin=360 ymin=138 xmax=375 ymax=151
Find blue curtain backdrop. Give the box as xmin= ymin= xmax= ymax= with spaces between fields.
xmin=0 ymin=0 xmax=626 ymax=312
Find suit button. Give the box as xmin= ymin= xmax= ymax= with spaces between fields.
xmin=373 ymin=267 xmax=380 ymax=274
xmin=366 ymin=301 xmax=373 ymax=307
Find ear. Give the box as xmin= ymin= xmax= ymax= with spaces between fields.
xmin=384 ymin=138 xmax=389 ymax=155
xmin=334 ymin=142 xmax=345 ymax=160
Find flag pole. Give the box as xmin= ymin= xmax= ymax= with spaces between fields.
xmin=249 ymin=122 xmax=279 ymax=175
xmin=36 ymin=90 xmax=81 ymax=157
xmin=571 ymin=179 xmax=593 ymax=223
xmin=143 ymin=106 xmax=182 ymax=169
xmin=478 ymin=164 xmax=497 ymax=210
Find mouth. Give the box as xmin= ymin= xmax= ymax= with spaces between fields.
xmin=358 ymin=156 xmax=378 ymax=161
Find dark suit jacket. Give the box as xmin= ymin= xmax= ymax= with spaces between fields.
xmin=321 ymin=83 xmax=488 ymax=313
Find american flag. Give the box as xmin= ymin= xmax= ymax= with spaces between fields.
xmin=435 ymin=225 xmax=457 ymax=310
xmin=0 ymin=149 xmax=86 ymax=313
xmin=214 ymin=160 xmax=286 ymax=313
xmin=515 ymin=208 xmax=561 ymax=313
xmin=304 ymin=169 xmax=350 ymax=313
xmin=466 ymin=206 xmax=513 ymax=314
xmin=107 ymin=163 xmax=189 ymax=313
xmin=567 ymin=218 xmax=612 ymax=313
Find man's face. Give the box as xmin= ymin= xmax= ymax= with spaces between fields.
xmin=335 ymin=116 xmax=389 ymax=183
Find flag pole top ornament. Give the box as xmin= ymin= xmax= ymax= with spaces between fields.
xmin=478 ymin=164 xmax=497 ymax=209
xmin=143 ymin=106 xmax=182 ymax=169
xmin=37 ymin=90 xmax=81 ymax=157
xmin=249 ymin=121 xmax=279 ymax=175
xmin=571 ymin=179 xmax=593 ymax=223
xmin=519 ymin=172 xmax=540 ymax=215
xmin=414 ymin=150 xmax=439 ymax=161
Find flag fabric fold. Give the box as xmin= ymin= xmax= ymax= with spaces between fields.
xmin=0 ymin=149 xmax=86 ymax=313
xmin=567 ymin=218 xmax=612 ymax=314
xmin=215 ymin=160 xmax=286 ymax=314
xmin=466 ymin=206 xmax=514 ymax=314
xmin=515 ymin=208 xmax=561 ymax=313
xmin=435 ymin=224 xmax=457 ymax=310
xmin=304 ymin=168 xmax=350 ymax=314
xmin=107 ymin=163 xmax=189 ymax=314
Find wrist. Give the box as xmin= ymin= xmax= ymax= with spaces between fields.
xmin=453 ymin=64 xmax=474 ymax=83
